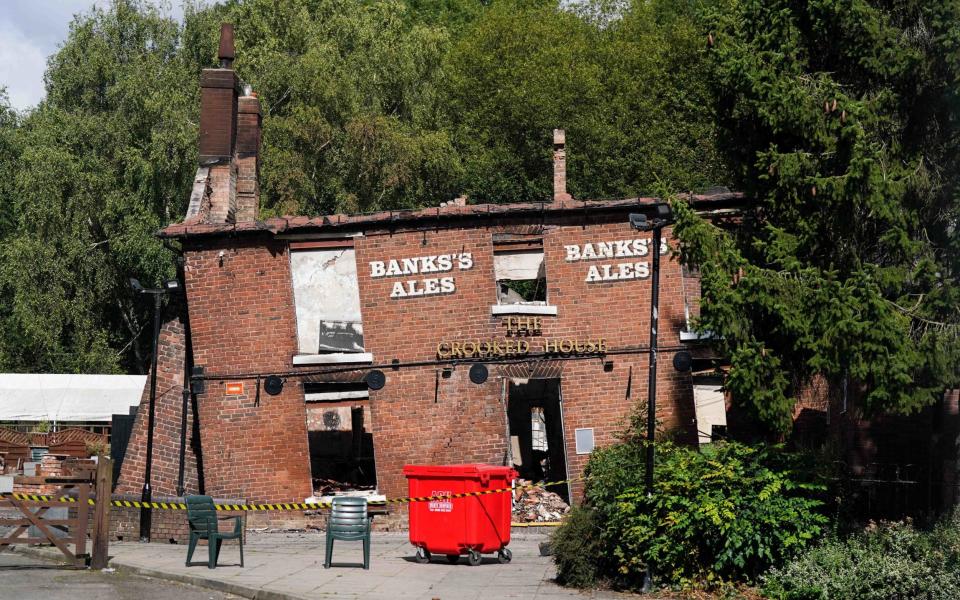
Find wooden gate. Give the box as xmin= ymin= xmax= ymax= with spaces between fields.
xmin=0 ymin=458 xmax=112 ymax=567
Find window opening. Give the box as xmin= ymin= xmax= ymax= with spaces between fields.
xmin=290 ymin=246 xmax=365 ymax=354
xmin=494 ymin=249 xmax=547 ymax=305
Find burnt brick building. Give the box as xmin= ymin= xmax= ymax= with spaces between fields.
xmin=116 ymin=27 xmax=959 ymax=527
xmin=115 ymin=30 xmax=739 ymax=514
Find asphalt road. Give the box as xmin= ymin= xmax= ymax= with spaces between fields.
xmin=0 ymin=552 xmax=239 ymax=600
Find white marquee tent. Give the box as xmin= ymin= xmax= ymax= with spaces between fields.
xmin=0 ymin=374 xmax=146 ymax=423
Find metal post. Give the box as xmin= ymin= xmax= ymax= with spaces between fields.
xmin=645 ymin=225 xmax=662 ymax=494
xmin=140 ymin=292 xmax=162 ymax=542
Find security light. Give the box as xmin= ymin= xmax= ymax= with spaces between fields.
xmin=673 ymin=351 xmax=693 ymax=372
xmin=264 ymin=375 xmax=285 ymax=396
xmin=629 ymin=213 xmax=649 ymax=231
xmin=630 ymin=204 xmax=672 ymax=231
xmin=129 ymin=277 xmax=145 ymax=293
xmin=365 ymin=370 xmax=386 ymax=390
xmin=469 ymin=363 xmax=489 ymax=384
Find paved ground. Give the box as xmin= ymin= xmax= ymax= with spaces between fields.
xmin=9 ymin=531 xmax=625 ymax=599
xmin=0 ymin=552 xmax=239 ymax=600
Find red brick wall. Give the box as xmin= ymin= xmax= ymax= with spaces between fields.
xmin=136 ymin=212 xmax=700 ymax=508
xmin=125 ymin=206 xmax=958 ymax=522
xmin=116 ymin=305 xmax=201 ymax=497
xmin=181 ymin=236 xmax=312 ymax=502
xmin=350 ymin=218 xmax=695 ymax=502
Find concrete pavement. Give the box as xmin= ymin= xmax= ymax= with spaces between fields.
xmin=13 ymin=531 xmax=623 ymax=599
xmin=0 ymin=552 xmax=239 ymax=600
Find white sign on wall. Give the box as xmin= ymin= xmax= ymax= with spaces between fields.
xmin=369 ymin=253 xmax=474 ymax=299
xmin=564 ymin=238 xmax=668 ymax=283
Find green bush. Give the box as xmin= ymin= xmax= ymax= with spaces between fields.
xmin=551 ymin=506 xmax=604 ymax=588
xmin=764 ymin=517 xmax=960 ymax=599
xmin=554 ymin=439 xmax=827 ymax=590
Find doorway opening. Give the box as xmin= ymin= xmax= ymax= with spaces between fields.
xmin=304 ymin=381 xmax=377 ymax=496
xmin=507 ymin=378 xmax=569 ymax=504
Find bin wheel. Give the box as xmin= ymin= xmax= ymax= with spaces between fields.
xmin=497 ymin=548 xmax=512 ymax=564
xmin=446 ymin=554 xmax=460 ymax=564
xmin=467 ymin=549 xmax=482 ymax=566
xmin=415 ymin=547 xmax=431 ymax=564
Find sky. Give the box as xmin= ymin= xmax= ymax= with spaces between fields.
xmin=0 ymin=1 xmax=185 ymax=112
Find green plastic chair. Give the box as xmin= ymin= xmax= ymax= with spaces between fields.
xmin=324 ymin=496 xmax=372 ymax=569
xmin=185 ymin=495 xmax=244 ymax=569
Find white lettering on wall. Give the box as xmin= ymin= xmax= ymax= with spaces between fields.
xmin=369 ymin=253 xmax=473 ymax=299
xmin=565 ymin=238 xmax=666 ymax=283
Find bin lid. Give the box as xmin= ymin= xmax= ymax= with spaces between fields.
xmin=402 ymin=464 xmax=517 ymax=478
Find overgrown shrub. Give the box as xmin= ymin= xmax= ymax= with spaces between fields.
xmin=764 ymin=516 xmax=960 ymax=599
xmin=554 ymin=439 xmax=827 ymax=590
xmin=551 ymin=505 xmax=604 ymax=588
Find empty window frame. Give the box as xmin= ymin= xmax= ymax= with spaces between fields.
xmin=290 ymin=244 xmax=365 ymax=354
xmin=494 ymin=249 xmax=546 ymax=305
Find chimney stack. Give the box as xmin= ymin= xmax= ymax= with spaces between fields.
xmin=198 ymin=24 xmax=241 ymax=223
xmin=218 ymin=23 xmax=235 ymax=68
xmin=235 ymin=90 xmax=262 ymax=221
xmin=553 ymin=129 xmax=572 ymax=202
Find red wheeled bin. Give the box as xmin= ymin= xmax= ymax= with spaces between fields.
xmin=403 ymin=464 xmax=518 ymax=566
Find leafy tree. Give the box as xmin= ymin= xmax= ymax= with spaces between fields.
xmin=0 ymin=88 xmax=18 ymax=239
xmin=444 ymin=0 xmax=728 ymax=203
xmin=222 ymin=0 xmax=463 ymax=216
xmin=673 ymin=0 xmax=960 ymax=432
xmin=0 ymin=0 xmax=199 ymax=373
xmin=0 ymin=0 xmax=734 ymax=373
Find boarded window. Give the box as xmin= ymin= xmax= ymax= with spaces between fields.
xmin=291 ymin=248 xmax=364 ymax=354
xmin=494 ymin=250 xmax=546 ymax=304
xmin=693 ymin=382 xmax=727 ymax=445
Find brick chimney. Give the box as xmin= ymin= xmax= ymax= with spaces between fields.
xmin=553 ymin=129 xmax=572 ymax=202
xmin=235 ymin=91 xmax=261 ymax=221
xmin=198 ymin=24 xmax=240 ymax=223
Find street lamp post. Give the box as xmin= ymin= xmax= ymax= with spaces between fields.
xmin=630 ymin=203 xmax=672 ymax=592
xmin=629 ymin=203 xmax=672 ymax=494
xmin=130 ymin=277 xmax=180 ymax=543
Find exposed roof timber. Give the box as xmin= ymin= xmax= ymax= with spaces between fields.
xmin=161 ymin=191 xmax=747 ymax=240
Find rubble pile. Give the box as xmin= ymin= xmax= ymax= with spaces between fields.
xmin=312 ymin=478 xmax=375 ymax=497
xmin=512 ymin=481 xmax=570 ymax=523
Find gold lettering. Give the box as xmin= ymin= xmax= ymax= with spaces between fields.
xmin=491 ymin=340 xmax=503 ymax=356
xmin=518 ymin=340 xmax=530 ymax=354
xmin=504 ymin=340 xmax=516 ymax=355
xmin=560 ymin=340 xmax=574 ymax=353
xmin=451 ymin=342 xmax=463 ymax=358
xmin=598 ymin=338 xmax=607 ymax=353
xmin=544 ymin=339 xmax=559 ymax=354
xmin=463 ymin=341 xmax=477 ymax=357
xmin=533 ymin=317 xmax=542 ymax=333
xmin=585 ymin=340 xmax=596 ymax=353
xmin=437 ymin=342 xmax=451 ymax=358
xmin=574 ymin=340 xmax=585 ymax=353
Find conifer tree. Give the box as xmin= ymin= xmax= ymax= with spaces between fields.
xmin=673 ymin=0 xmax=960 ymax=432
